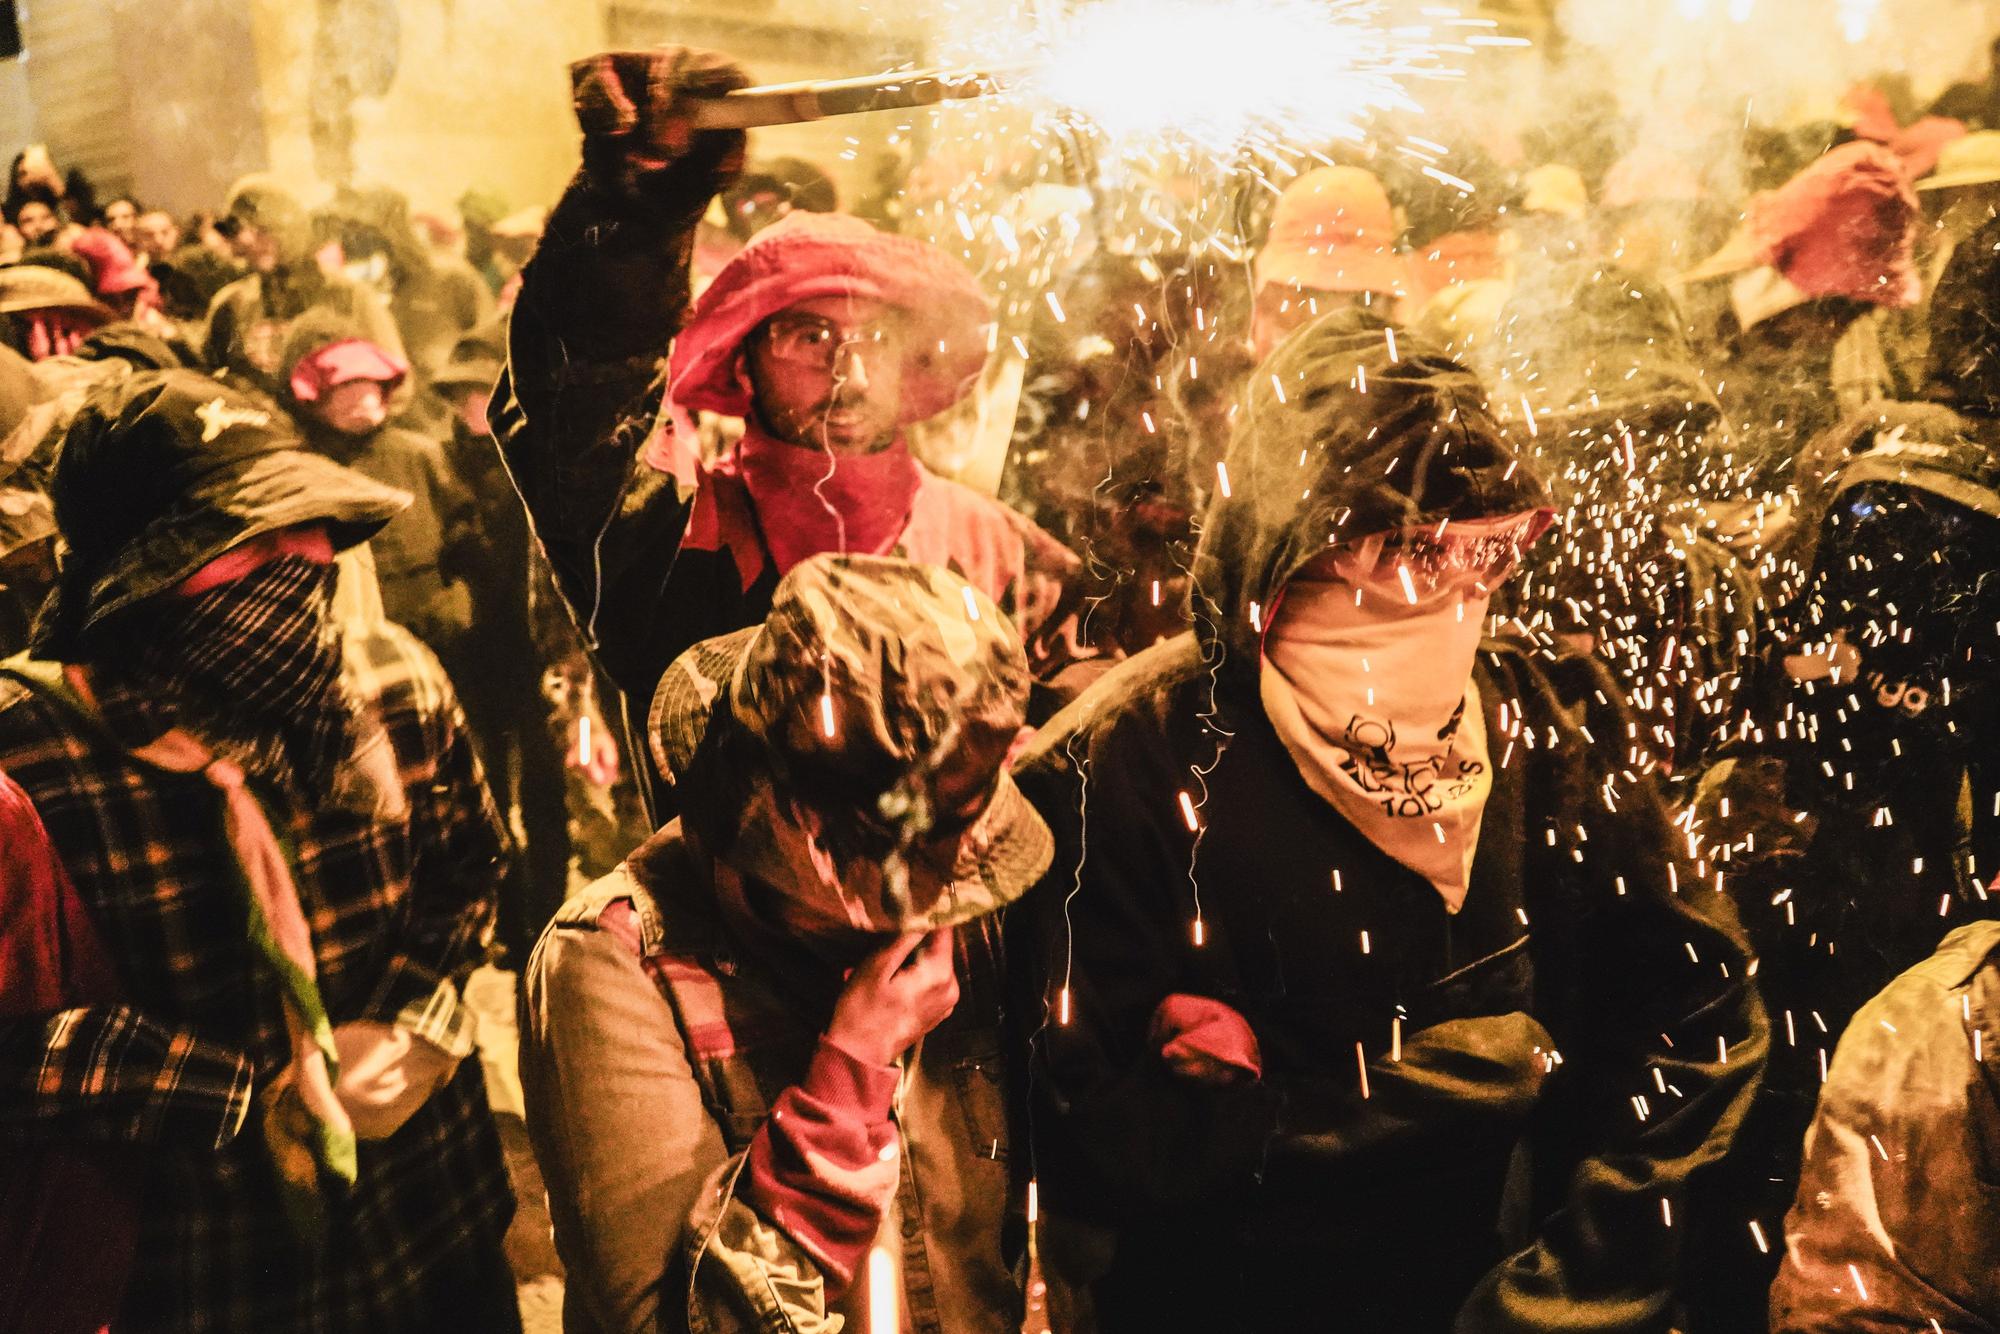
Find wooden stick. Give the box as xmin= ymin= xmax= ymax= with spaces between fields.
xmin=683 ymin=66 xmax=1018 ymax=130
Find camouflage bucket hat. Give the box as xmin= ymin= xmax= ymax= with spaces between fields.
xmin=650 ymin=553 xmax=1053 ymax=933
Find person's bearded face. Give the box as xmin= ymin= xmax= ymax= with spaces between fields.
xmin=745 ymin=295 xmax=908 ymax=456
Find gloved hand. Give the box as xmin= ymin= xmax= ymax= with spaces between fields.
xmin=568 ymin=46 xmax=750 ymax=204
xmin=1149 ymin=993 xmax=1263 ymax=1086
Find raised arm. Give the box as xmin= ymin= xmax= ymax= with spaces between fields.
xmin=491 ymin=47 xmax=746 ymax=704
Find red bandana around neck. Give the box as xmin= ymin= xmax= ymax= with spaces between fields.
xmin=732 ymin=425 xmax=925 ymax=578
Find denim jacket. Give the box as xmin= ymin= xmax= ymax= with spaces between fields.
xmin=521 ymin=824 xmax=1022 ymax=1334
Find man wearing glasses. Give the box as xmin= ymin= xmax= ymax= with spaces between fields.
xmin=495 ymin=47 xmax=1077 ymax=816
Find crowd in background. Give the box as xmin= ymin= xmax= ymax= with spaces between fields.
xmin=3 ymin=25 xmax=2000 ymax=1334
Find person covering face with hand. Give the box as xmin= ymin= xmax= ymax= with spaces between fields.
xmin=493 ymin=45 xmax=1078 ymax=818
xmin=521 ymin=553 xmax=1052 ymax=1334
xmin=1010 ymin=308 xmax=1766 ymax=1332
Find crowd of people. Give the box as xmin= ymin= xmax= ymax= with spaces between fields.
xmin=3 ymin=27 xmax=2000 ymax=1334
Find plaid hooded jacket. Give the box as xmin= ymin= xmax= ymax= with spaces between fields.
xmin=0 ymin=371 xmax=513 ymax=1332
xmin=0 ymin=621 xmax=514 ymax=1333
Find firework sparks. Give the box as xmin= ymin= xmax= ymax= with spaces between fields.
xmin=1006 ymin=0 xmax=1461 ymax=155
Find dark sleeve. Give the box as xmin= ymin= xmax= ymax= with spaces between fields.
xmin=489 ymin=154 xmax=726 ymax=709
xmin=1014 ymin=693 xmax=1559 ymax=1222
xmin=1454 ymin=651 xmax=1769 ymax=1334
xmin=1012 ymin=698 xmax=1285 ymax=1218
xmin=361 ymin=648 xmax=510 ymax=1024
xmin=0 ymin=1007 xmax=254 ymax=1150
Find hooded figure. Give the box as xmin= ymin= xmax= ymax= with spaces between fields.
xmin=1010 ymin=309 xmax=1765 ymax=1332
xmin=0 ymin=370 xmax=517 ymax=1332
xmin=279 ymin=309 xmax=477 ymax=654
xmin=493 ymin=45 xmax=1077 ymax=816
xmin=1692 ymin=217 xmax=2000 ymax=1323
xmin=0 ymin=330 xmax=191 ymax=655
xmin=1767 ymin=920 xmax=2000 ymax=1331
xmin=322 ymin=184 xmax=494 ymax=384
xmin=521 ymin=553 xmax=1051 ymax=1334
xmin=1681 ymin=142 xmax=1922 ymax=477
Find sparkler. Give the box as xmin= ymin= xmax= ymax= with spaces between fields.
xmin=685 ymin=67 xmax=1016 ymax=131
xmin=688 ymin=0 xmax=1477 ymax=161
xmin=1012 ymin=0 xmax=1460 ymax=154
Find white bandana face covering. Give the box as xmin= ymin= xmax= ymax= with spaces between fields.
xmin=1259 ymin=512 xmax=1549 ymax=912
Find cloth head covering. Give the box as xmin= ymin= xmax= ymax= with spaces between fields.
xmin=39 ymin=369 xmax=409 ymax=653
xmin=1681 ymin=142 xmax=1921 ymax=308
xmin=649 ymin=553 xmax=1052 ymax=936
xmin=1255 ymin=167 xmax=1407 ymax=296
xmin=1207 ymin=315 xmax=1548 ymax=909
xmin=148 ymin=244 xmax=242 ymax=322
xmin=1262 ymin=544 xmax=1508 ymax=911
xmin=1193 ymin=307 xmax=1551 ymax=677
xmin=65 ymin=229 xmax=155 ymax=299
xmin=1501 ymin=262 xmax=1722 ymax=458
xmin=725 ymin=424 xmax=923 ymax=578
xmin=280 ymin=308 xmax=408 ymax=408
xmin=668 ymin=211 xmax=994 ymax=425
xmin=222 ymin=173 xmax=313 ymax=260
xmin=286 ymin=338 xmax=408 ymax=404
xmin=429 ymin=319 xmax=506 ymax=393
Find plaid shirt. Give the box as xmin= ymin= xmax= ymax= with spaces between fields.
xmin=0 ymin=620 xmax=513 ymax=1333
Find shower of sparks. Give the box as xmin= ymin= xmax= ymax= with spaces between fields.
xmin=1009 ymin=0 xmax=1462 ymax=155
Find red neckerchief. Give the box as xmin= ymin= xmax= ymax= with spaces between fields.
xmin=730 ymin=424 xmax=923 ymax=579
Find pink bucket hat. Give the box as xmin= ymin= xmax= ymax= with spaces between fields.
xmin=1681 ymin=141 xmax=1920 ymax=307
xmin=668 ymin=211 xmax=994 ymax=425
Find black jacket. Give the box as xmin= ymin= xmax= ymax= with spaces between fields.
xmin=1009 ymin=310 xmax=1766 ymax=1332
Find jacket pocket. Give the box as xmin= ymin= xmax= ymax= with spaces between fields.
xmin=948 ymin=1045 xmax=1010 ymax=1164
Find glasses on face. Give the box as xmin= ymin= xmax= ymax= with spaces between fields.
xmin=759 ymin=313 xmax=905 ymax=372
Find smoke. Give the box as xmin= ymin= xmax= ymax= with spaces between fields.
xmin=1554 ymin=0 xmax=1994 ymax=193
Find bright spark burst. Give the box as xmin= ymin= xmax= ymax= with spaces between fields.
xmin=1006 ymin=0 xmax=1463 ymax=155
